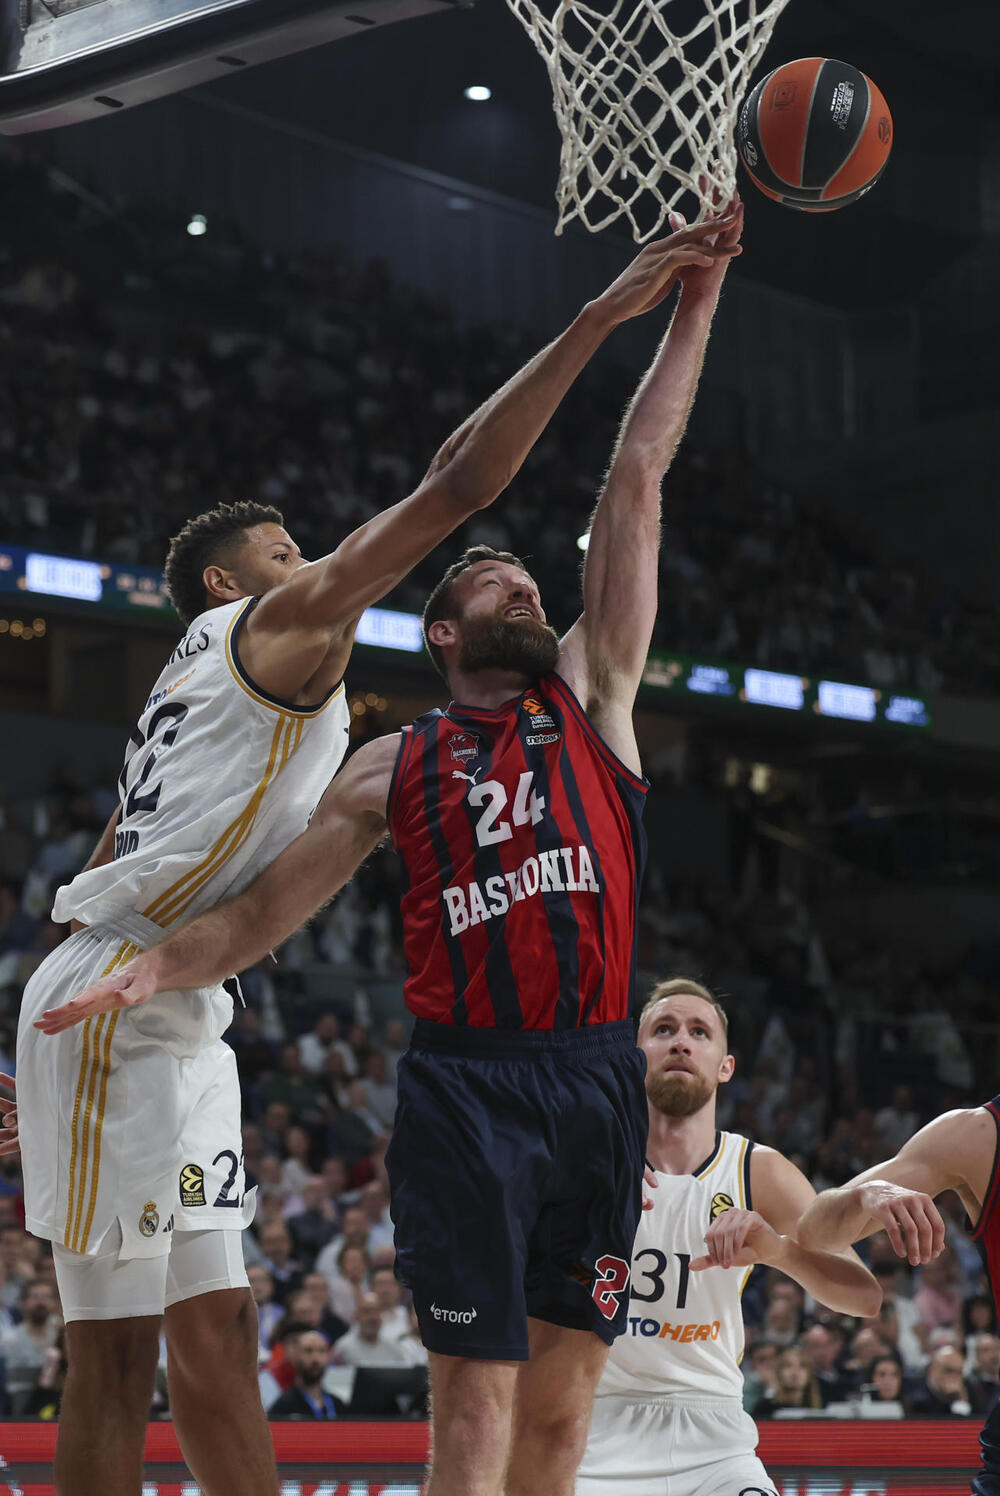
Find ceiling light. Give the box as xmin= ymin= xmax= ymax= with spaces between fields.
xmin=464 ymin=85 xmax=491 ymax=102
xmin=186 ymin=213 xmax=208 ymax=237
xmin=577 ymin=532 xmax=591 ymax=552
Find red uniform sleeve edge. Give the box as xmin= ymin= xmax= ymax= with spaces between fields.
xmin=969 ymin=1102 xmax=1000 ymax=1239
xmin=386 ymin=727 xmax=414 ymax=850
xmin=546 ymin=673 xmax=649 ymax=794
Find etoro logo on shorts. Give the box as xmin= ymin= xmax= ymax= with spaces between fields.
xmin=430 ymin=1302 xmax=478 ymax=1324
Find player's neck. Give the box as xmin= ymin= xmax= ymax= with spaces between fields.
xmin=645 ymin=1104 xmax=718 ymax=1176
xmin=447 ymin=666 xmax=535 ymax=712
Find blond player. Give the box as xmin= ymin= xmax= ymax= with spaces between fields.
xmin=10 ymin=231 xmax=713 ymax=1496
xmin=575 ymin=979 xmax=880 ymax=1496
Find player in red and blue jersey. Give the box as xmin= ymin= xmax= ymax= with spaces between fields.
xmin=796 ymin=1102 xmax=1000 ymax=1493
xmin=38 ymin=202 xmax=744 ymax=1496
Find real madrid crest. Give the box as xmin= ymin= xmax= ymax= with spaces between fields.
xmin=710 ymin=1191 xmax=734 ymax=1223
xmin=139 ymin=1200 xmax=160 ymax=1238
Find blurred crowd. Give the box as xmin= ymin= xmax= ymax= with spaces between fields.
xmin=1 ymin=144 xmax=999 ymax=697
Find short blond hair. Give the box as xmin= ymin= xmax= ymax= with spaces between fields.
xmin=639 ymin=977 xmax=729 ymax=1038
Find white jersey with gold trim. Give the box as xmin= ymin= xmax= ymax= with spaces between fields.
xmin=597 ymin=1129 xmax=755 ymax=1400
xmin=53 ymin=595 xmax=349 ymax=931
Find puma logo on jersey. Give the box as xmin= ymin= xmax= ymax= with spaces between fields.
xmin=452 ymin=768 xmax=481 ymax=786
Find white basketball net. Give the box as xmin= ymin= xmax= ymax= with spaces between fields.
xmin=505 ymin=0 xmax=794 ymax=240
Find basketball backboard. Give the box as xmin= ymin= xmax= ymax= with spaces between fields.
xmin=0 ymin=0 xmax=468 ymax=134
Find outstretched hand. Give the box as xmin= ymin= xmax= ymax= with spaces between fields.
xmin=594 ymin=210 xmax=742 ymax=326
xmin=34 ymin=963 xmax=157 ymax=1036
xmin=690 ymin=1208 xmax=783 ymax=1272
xmin=667 ymin=192 xmax=744 ymax=301
xmin=0 ymin=1074 xmax=17 ymax=1159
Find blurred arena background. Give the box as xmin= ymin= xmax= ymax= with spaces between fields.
xmin=0 ymin=0 xmax=999 ymax=1489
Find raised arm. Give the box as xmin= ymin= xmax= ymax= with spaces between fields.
xmin=794 ymin=1109 xmax=993 ymax=1264
xmin=241 ymin=236 xmax=734 ymax=698
xmin=34 ymin=735 xmax=400 ymax=1034
xmin=558 ymin=202 xmax=743 ymax=773
xmin=690 ymin=1144 xmax=881 ymax=1317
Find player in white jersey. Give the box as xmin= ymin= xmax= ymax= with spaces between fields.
xmin=576 ymin=978 xmax=881 ymax=1496
xmin=8 ymin=235 xmax=700 ymax=1496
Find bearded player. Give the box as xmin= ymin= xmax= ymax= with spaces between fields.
xmin=576 ymin=979 xmax=880 ymax=1496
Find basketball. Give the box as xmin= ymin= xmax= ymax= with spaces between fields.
xmin=736 ymin=57 xmax=893 ymax=212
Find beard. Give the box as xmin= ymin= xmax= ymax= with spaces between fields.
xmin=646 ymin=1069 xmax=716 ymax=1119
xmin=458 ymin=614 xmax=560 ymax=678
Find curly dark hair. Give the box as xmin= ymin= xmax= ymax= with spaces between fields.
xmin=421 ymin=545 xmax=527 ymax=681
xmin=164 ymin=502 xmax=283 ymax=627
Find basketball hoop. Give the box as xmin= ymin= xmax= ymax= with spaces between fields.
xmin=505 ymin=0 xmax=794 ymax=240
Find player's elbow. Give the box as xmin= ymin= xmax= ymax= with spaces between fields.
xmin=858 ymin=1280 xmax=884 ymax=1318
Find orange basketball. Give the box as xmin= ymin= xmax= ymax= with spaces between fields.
xmin=736 ymin=57 xmax=893 ymax=212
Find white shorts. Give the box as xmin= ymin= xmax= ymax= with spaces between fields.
xmin=576 ymin=1396 xmax=776 ymax=1496
xmin=16 ymin=910 xmax=256 ymax=1265
xmin=54 ymin=1226 xmax=249 ymax=1321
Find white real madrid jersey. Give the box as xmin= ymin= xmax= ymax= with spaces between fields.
xmin=53 ymin=596 xmax=350 ymax=930
xmin=597 ymin=1130 xmax=755 ymax=1401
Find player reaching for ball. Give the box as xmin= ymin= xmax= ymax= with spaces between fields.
xmin=797 ymin=1098 xmax=1000 ymax=1496
xmin=34 ymin=204 xmax=742 ymax=1496
xmin=8 ymin=216 xmax=737 ymax=1496
xmin=576 ymin=980 xmax=879 ymax=1496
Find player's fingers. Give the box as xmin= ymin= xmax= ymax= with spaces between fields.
xmin=895 ymin=1206 xmax=924 ymax=1266
xmin=644 ymin=1164 xmax=658 ymax=1188
xmin=2 ymin=1110 xmax=16 ymax=1129
xmin=0 ymin=1074 xmax=15 ymax=1096
xmin=0 ymin=1140 xmax=20 ymax=1158
xmin=689 ymin=1254 xmax=714 ymax=1272
xmin=642 ymin=1194 xmax=655 ymax=1211
xmin=929 ymin=1201 xmax=947 ymax=1258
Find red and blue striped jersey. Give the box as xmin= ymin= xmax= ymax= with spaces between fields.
xmin=387 ymin=672 xmax=648 ymax=1029
xmin=970 ymin=1097 xmax=1000 ymax=1318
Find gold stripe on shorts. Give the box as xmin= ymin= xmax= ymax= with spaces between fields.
xmin=65 ymin=941 xmax=136 ymax=1253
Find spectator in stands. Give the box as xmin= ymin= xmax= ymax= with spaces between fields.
xmin=381 ymin=1018 xmax=409 ymax=1082
xmin=280 ymin=1124 xmax=315 ymax=1197
xmin=0 ymin=1225 xmax=38 ymax=1309
xmin=1 ymin=1277 xmax=62 ymax=1414
xmin=741 ymin=1338 xmax=779 ymax=1416
xmin=331 ymin=1292 xmax=417 ymax=1369
xmin=257 ymin=1221 xmax=303 ymax=1308
xmin=756 ymin=1347 xmax=824 ymax=1416
xmin=865 ymin=1353 xmax=910 ymax=1414
xmin=964 ymin=1293 xmax=999 ymax=1353
xmin=267 ymin=1330 xmax=343 ymax=1420
xmin=227 ymin=1006 xmax=277 ymax=1086
xmin=358 ymin=1179 xmax=395 ymax=1255
xmin=873 ymin=1084 xmax=919 ymax=1157
xmin=799 ymin=1323 xmax=853 ymax=1406
xmin=298 ymin=1012 xmax=357 ymax=1078
xmin=360 ymin=1050 xmax=397 ymax=1130
xmin=286 ymin=1175 xmax=339 ymax=1263
xmin=370 ymin=1266 xmax=409 ymax=1343
xmin=909 ymin=1345 xmax=975 ymax=1418
xmin=324 ymin=1243 xmax=370 ymax=1326
xmin=845 ymin=1326 xmax=895 ymax=1393
xmin=21 ymin=1330 xmax=66 ymax=1420
xmin=300 ymin=1272 xmax=350 ymax=1344
xmin=967 ymin=1334 xmax=1000 ymax=1417
xmin=247 ymin=1264 xmax=284 ymax=1363
xmin=325 ymin=1082 xmax=378 ymax=1169
xmin=914 ymin=1248 xmax=964 ymax=1333
xmin=258 ymin=1043 xmax=325 ymax=1123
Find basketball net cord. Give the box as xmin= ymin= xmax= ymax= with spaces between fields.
xmin=505 ymin=0 xmax=793 ymax=240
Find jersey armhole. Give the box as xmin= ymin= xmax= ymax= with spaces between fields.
xmin=545 ymin=672 xmax=649 ymax=795
xmin=742 ymin=1138 xmax=755 ymax=1212
xmin=227 ymin=598 xmax=344 ymax=717
xmin=969 ymin=1104 xmax=1000 ymax=1239
xmin=386 ymin=729 xmax=415 ymax=849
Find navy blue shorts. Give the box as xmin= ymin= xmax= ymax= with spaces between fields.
xmin=975 ymin=1401 xmax=1000 ymax=1495
xmin=385 ymin=1018 xmax=648 ymax=1361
